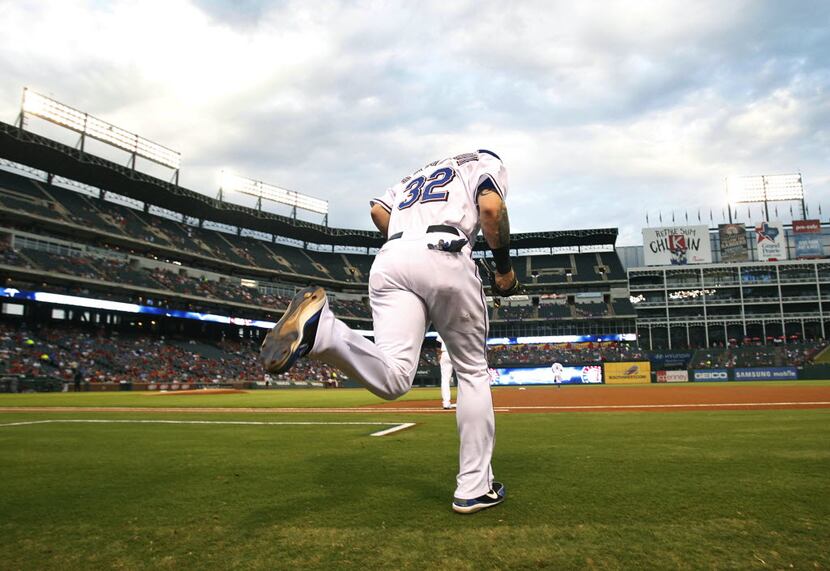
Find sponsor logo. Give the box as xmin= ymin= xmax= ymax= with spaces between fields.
xmin=605 ymin=362 xmax=651 ymax=384
xmin=580 ymin=366 xmax=603 ymax=384
xmin=756 ymin=222 xmax=779 ymax=242
xmin=793 ymin=220 xmax=821 ymax=233
xmin=734 ymin=367 xmax=798 ymax=381
xmin=693 ymin=370 xmax=728 ymax=381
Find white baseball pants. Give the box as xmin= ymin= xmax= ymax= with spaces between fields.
xmin=309 ymin=231 xmax=495 ymax=500
xmin=439 ymin=348 xmax=454 ymax=408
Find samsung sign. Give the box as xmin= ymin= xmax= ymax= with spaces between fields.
xmin=692 ymin=369 xmax=729 ymax=382
xmin=734 ymin=367 xmax=798 ymax=381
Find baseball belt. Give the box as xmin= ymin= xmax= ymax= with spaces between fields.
xmin=387 ymin=225 xmax=460 ymax=241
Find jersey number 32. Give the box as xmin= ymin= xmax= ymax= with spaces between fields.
xmin=398 ymin=167 xmax=455 ymax=210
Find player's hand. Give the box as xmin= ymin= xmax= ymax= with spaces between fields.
xmin=478 ymin=260 xmax=522 ymax=297
xmin=495 ymin=269 xmax=517 ymax=292
xmin=492 ymin=269 xmax=522 ymax=297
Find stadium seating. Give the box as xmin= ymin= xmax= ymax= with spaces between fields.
xmin=1 ymin=168 xmax=634 ymax=291
xmin=611 ymin=298 xmax=636 ymax=316
xmin=0 ymin=321 xmax=342 ymax=385
xmin=538 ymin=303 xmax=571 ymax=318
xmin=1 ymin=167 xmax=633 ymax=336
xmin=496 ymin=304 xmax=537 ymax=321
xmin=526 ymin=255 xmax=571 ymax=283
xmin=689 ymin=342 xmax=827 ymax=369
xmin=487 ymin=342 xmax=646 ymax=366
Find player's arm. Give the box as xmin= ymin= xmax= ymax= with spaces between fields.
xmin=370 ymin=203 xmax=391 ymax=238
xmin=478 ymin=187 xmax=516 ymax=291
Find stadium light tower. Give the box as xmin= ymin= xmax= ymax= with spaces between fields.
xmin=726 ymin=173 xmax=805 ymax=221
xmin=219 ymin=170 xmax=329 ymax=225
xmin=17 ymin=88 xmax=182 ymax=184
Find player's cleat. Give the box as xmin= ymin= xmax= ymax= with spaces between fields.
xmin=442 ymin=403 xmax=457 ymax=410
xmin=260 ymin=286 xmax=327 ymax=375
xmin=452 ymin=482 xmax=505 ymax=514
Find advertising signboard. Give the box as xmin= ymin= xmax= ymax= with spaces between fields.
xmin=734 ymin=367 xmax=798 ymax=381
xmin=792 ymin=219 xmax=823 ymax=259
xmin=643 ymin=225 xmax=712 ymax=266
xmin=755 ymin=221 xmax=788 ymax=261
xmin=648 ymin=351 xmax=693 ymax=369
xmin=718 ymin=223 xmax=748 ymax=262
xmin=656 ymin=370 xmax=689 ymax=383
xmin=604 ymin=362 xmax=651 ymax=384
xmin=691 ymin=369 xmax=729 ymax=382
xmin=493 ymin=365 xmax=603 ymax=386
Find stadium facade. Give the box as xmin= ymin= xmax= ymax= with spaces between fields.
xmin=2 ymin=105 xmax=826 ymax=358
xmin=0 ymin=119 xmax=634 ymax=348
xmin=627 ymin=223 xmax=830 ymax=349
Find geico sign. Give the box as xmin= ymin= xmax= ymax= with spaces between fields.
xmin=694 ymin=371 xmax=728 ymax=380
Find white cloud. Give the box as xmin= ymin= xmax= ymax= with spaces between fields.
xmin=0 ymin=0 xmax=828 ymax=244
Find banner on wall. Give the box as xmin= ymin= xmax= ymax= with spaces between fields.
xmin=647 ymin=351 xmax=694 ymax=369
xmin=734 ymin=367 xmax=798 ymax=381
xmin=656 ymin=370 xmax=689 ymax=383
xmin=718 ymin=224 xmax=748 ymax=262
xmin=604 ymin=362 xmax=651 ymax=384
xmin=755 ymin=221 xmax=788 ymax=261
xmin=493 ymin=365 xmax=603 ymax=386
xmin=642 ymin=226 xmax=712 ymax=266
xmin=792 ymin=219 xmax=823 ymax=259
xmin=691 ymin=369 xmax=729 ymax=382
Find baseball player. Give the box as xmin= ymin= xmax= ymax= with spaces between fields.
xmin=436 ymin=336 xmax=456 ymax=409
xmin=260 ymin=149 xmax=520 ymax=514
xmin=551 ymin=361 xmax=564 ymax=389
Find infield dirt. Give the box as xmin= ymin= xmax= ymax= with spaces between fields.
xmin=375 ymin=382 xmax=830 ymax=412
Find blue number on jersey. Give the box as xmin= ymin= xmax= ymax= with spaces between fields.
xmin=421 ymin=167 xmax=454 ymax=203
xmin=397 ymin=167 xmax=455 ymax=209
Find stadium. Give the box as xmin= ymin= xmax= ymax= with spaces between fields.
xmin=1 ymin=4 xmax=829 ymax=569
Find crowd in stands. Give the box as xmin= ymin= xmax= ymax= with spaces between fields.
xmin=0 ymin=238 xmax=372 ymax=318
xmin=497 ymin=304 xmax=537 ymax=321
xmin=689 ymin=340 xmax=828 ymax=369
xmin=4 ymin=318 xmax=830 ymax=390
xmin=0 ymin=322 xmax=342 ymax=385
xmin=487 ymin=341 xmax=646 ymax=366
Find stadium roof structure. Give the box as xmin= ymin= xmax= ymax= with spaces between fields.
xmin=0 ymin=121 xmax=617 ymax=249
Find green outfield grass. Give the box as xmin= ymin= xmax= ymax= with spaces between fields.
xmin=0 ymin=393 xmax=828 ymax=570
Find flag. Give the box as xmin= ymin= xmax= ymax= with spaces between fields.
xmin=697 ymin=208 xmax=701 ymax=222
xmin=684 ymin=210 xmax=688 ymax=222
xmin=659 ymin=211 xmax=663 ymax=223
xmin=709 ymin=209 xmax=713 ymax=222
xmin=646 ymin=212 xmax=650 ymax=225
xmin=672 ymin=211 xmax=675 ymax=223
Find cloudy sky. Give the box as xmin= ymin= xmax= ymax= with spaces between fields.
xmin=1 ymin=0 xmax=829 ymax=245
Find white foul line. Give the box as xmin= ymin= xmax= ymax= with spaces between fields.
xmin=496 ymin=401 xmax=830 ymax=411
xmin=0 ymin=418 xmax=416 ymax=437
xmin=369 ymin=422 xmax=416 ymax=437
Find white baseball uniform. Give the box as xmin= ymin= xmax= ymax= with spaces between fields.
xmin=551 ymin=362 xmax=564 ymax=387
xmin=307 ymin=150 xmax=508 ymax=500
xmin=437 ymin=337 xmax=455 ymax=408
